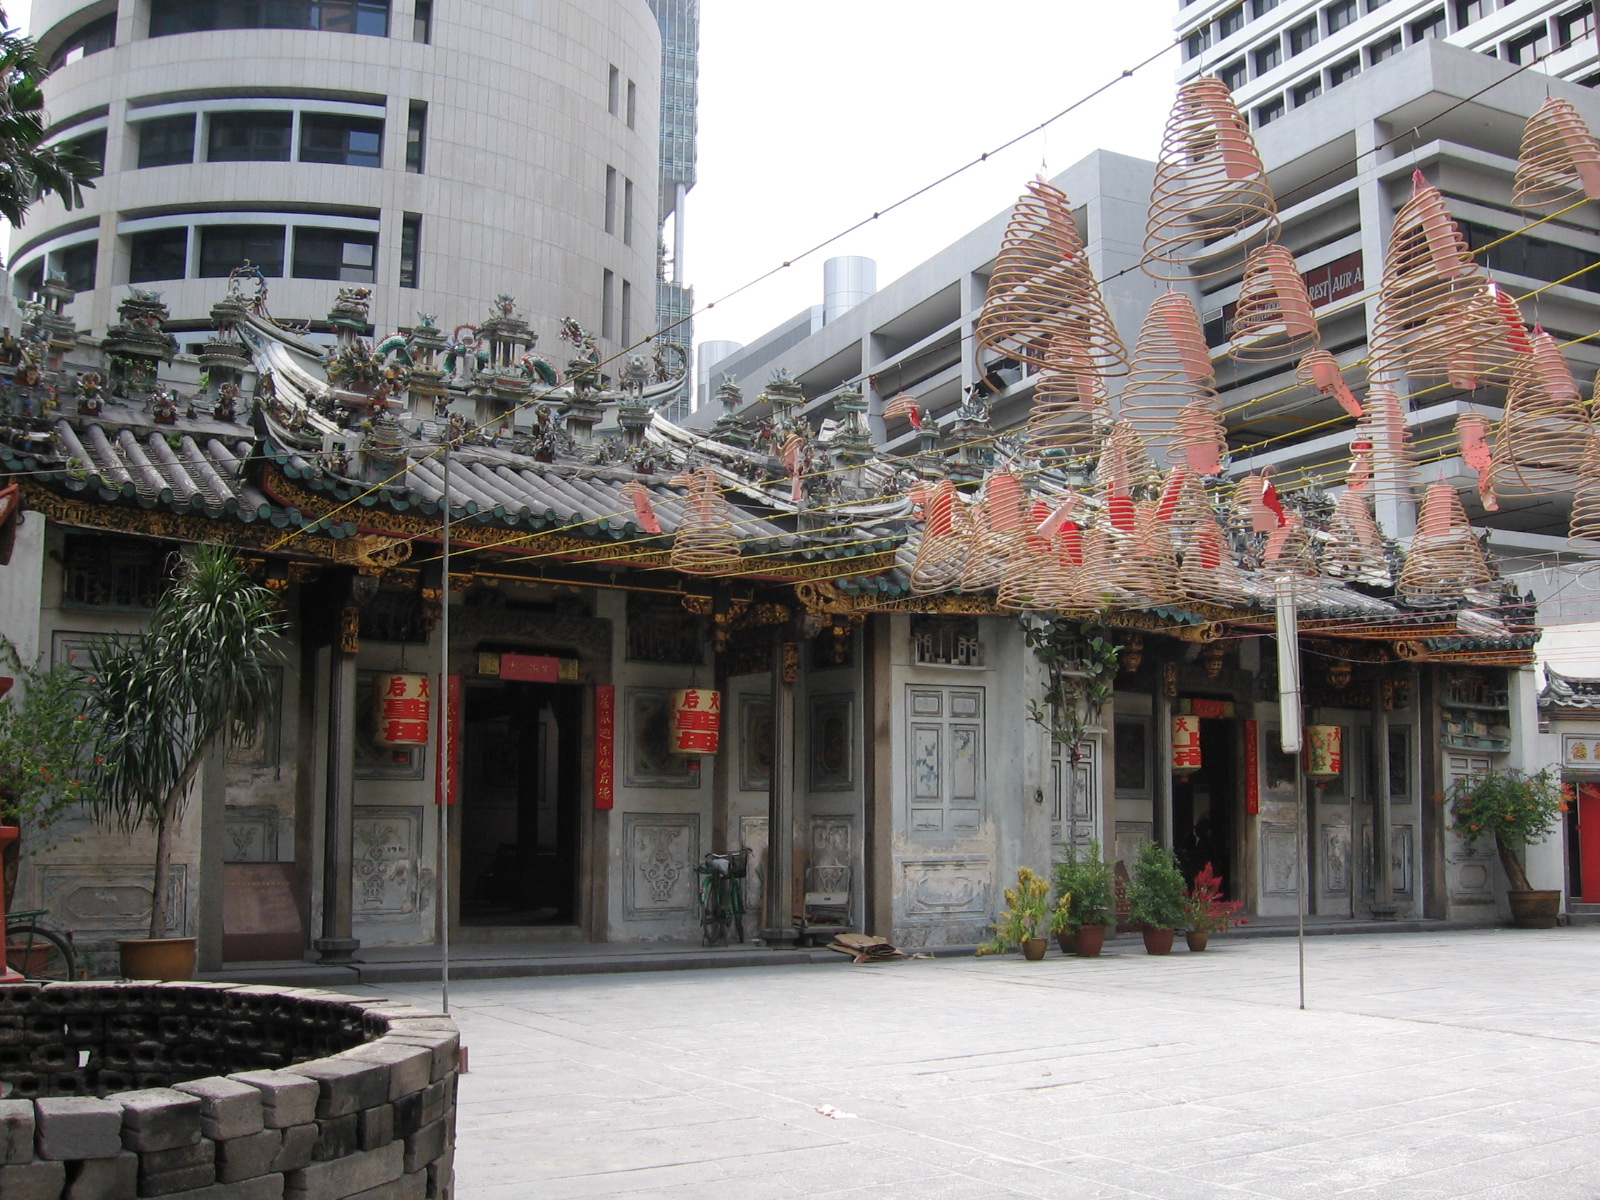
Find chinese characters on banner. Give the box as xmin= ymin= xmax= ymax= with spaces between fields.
xmin=595 ymin=686 xmax=615 ymax=809
xmin=434 ymin=675 xmax=461 ymax=806
xmin=1172 ymin=715 xmax=1202 ymax=773
xmin=376 ymin=674 xmax=432 ymax=746
xmin=1305 ymin=724 xmax=1343 ymax=781
xmin=671 ymin=688 xmax=722 ymax=755
xmin=1244 ymin=720 xmax=1260 ymax=815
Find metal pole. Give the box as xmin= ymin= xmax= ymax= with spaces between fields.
xmin=1275 ymin=575 xmax=1306 ymax=1011
xmin=1295 ymin=724 xmax=1306 ymax=1012
xmin=438 ymin=437 xmax=452 ymax=1015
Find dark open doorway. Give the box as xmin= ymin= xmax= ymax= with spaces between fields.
xmin=1172 ymin=716 xmax=1238 ymax=897
xmin=460 ymin=680 xmax=583 ymax=926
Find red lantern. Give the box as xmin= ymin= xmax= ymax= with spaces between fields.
xmin=671 ymin=688 xmax=722 ymax=755
xmin=1305 ymin=724 xmax=1343 ymax=783
xmin=1172 ymin=715 xmax=1202 ymax=773
xmin=375 ymin=673 xmax=432 ymax=746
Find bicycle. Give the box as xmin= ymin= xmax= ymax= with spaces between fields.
xmin=695 ymin=848 xmax=752 ymax=947
xmin=5 ymin=908 xmax=78 ymax=981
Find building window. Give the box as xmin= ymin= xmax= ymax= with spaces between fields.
xmin=293 ymin=228 xmax=376 ymax=281
xmin=405 ymin=101 xmax=426 ymax=173
xmin=1328 ymin=54 xmax=1361 ymax=85
xmin=607 ymin=65 xmax=620 ymax=116
xmin=47 ymin=14 xmax=114 ymax=70
xmin=626 ymin=80 xmax=637 ymax=129
xmin=206 ymin=111 xmax=292 ymax=162
xmin=63 ymin=129 xmax=106 ymax=177
xmin=1254 ymin=39 xmax=1283 ymax=74
xmin=63 ymin=537 xmax=170 ymax=610
xmin=601 ymin=268 xmax=615 ymax=339
xmin=604 ymin=165 xmax=617 ymax=235
xmin=1289 ymin=16 xmax=1319 ymax=53
xmin=1409 ymin=8 xmax=1447 ymax=40
xmin=1251 ymin=0 xmax=1279 ymax=17
xmin=1292 ymin=76 xmax=1323 ymax=104
xmin=1506 ymin=25 xmax=1551 ymax=63
xmin=138 ymin=114 xmax=196 ymax=168
xmin=1325 ymin=0 xmax=1358 ymax=32
xmin=1217 ymin=3 xmax=1245 ymax=38
xmin=1463 ymin=220 xmax=1600 ymax=291
xmin=621 ymin=279 xmax=632 ymax=344
xmin=1220 ymin=58 xmax=1248 ymax=89
xmin=150 ymin=0 xmax=390 ymax=37
xmin=623 ymin=177 xmax=634 ymax=246
xmin=1559 ymin=5 xmax=1596 ymax=46
xmin=199 ymin=224 xmax=285 ymax=277
xmin=1454 ymin=0 xmax=1492 ymax=28
xmin=399 ymin=213 xmax=420 ymax=288
xmin=129 ymin=228 xmax=188 ymax=282
xmin=412 ymin=0 xmax=430 ymax=42
xmin=1368 ymin=32 xmax=1402 ymax=62
xmin=51 ymin=241 xmax=97 ymax=293
xmin=1255 ymin=96 xmax=1286 ymax=125
xmin=300 ymin=114 xmax=383 ymax=167
xmin=1184 ymin=27 xmax=1211 ymax=58
xmin=626 ymin=593 xmax=704 ymax=663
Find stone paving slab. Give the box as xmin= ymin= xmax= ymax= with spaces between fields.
xmin=356 ymin=927 xmax=1599 ymax=1198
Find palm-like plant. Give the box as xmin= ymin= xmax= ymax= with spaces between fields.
xmin=0 ymin=18 xmax=99 ymax=237
xmin=85 ymin=546 xmax=283 ymax=939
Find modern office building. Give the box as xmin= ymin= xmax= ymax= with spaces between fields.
xmin=15 ymin=0 xmax=663 ymax=358
xmin=652 ymin=0 xmax=698 ymax=419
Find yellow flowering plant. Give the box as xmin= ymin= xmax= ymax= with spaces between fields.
xmin=977 ymin=866 xmax=1051 ymax=955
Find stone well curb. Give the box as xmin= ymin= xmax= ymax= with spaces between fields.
xmin=0 ymin=982 xmax=458 ymax=1200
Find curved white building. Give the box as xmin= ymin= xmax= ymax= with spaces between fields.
xmin=15 ymin=0 xmax=661 ymax=354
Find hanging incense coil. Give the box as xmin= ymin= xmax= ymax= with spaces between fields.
xmin=1456 ymin=412 xmax=1499 ymax=513
xmin=1143 ymin=76 xmax=1280 ymax=280
xmin=669 ymin=466 xmax=741 ymax=574
xmin=1230 ymin=244 xmax=1319 ymax=364
xmin=1513 ymin=97 xmax=1600 ymax=212
xmin=960 ymin=471 xmax=1030 ymax=593
xmin=1397 ymin=482 xmax=1493 ymax=604
xmin=1489 ymin=329 xmax=1590 ymax=496
xmin=1094 ymin=420 xmax=1159 ymax=534
xmin=1297 ymin=349 xmax=1363 ymax=418
xmin=1028 ymin=335 xmax=1110 ymax=461
xmin=1105 ymin=500 xmax=1181 ymax=607
xmin=997 ymin=499 xmax=1065 ymax=611
xmin=1262 ymin=511 xmax=1318 ymax=577
xmin=1322 ymin=488 xmax=1391 ymax=584
xmin=1174 ymin=484 xmax=1249 ymax=605
xmin=1368 ymin=173 xmax=1491 ymax=383
xmin=1440 ymin=281 xmax=1533 ymax=392
xmin=1350 ymin=386 xmax=1419 ymax=499
xmin=1119 ymin=292 xmax=1227 ymax=474
xmin=975 ymin=177 xmax=1130 ymax=375
xmin=1568 ymin=435 xmax=1600 ymax=547
xmin=909 ymin=480 xmax=971 ymax=594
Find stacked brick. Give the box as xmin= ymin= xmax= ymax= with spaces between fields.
xmin=0 ymin=983 xmax=458 ymax=1200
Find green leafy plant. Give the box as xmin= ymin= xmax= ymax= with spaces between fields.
xmin=1445 ymin=767 xmax=1566 ymax=893
xmin=1022 ymin=620 xmax=1120 ymax=840
xmin=1183 ymin=863 xmax=1245 ymax=934
xmin=1051 ymin=840 xmax=1115 ymax=931
xmin=0 ymin=23 xmax=99 ymax=236
xmin=1128 ymin=841 xmax=1187 ymax=931
xmin=84 ymin=545 xmax=284 ymax=939
xmin=977 ymin=866 xmax=1051 ymax=955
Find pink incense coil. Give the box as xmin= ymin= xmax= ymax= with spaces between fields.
xmin=669 ymin=466 xmax=741 ymax=575
xmin=1028 ymin=336 xmax=1110 ymax=460
xmin=1350 ymin=386 xmax=1419 ymax=499
xmin=1263 ymin=512 xmax=1318 ymax=577
xmin=1118 ymin=293 xmax=1221 ymax=463
xmin=1489 ymin=329 xmax=1590 ymax=496
xmin=960 ymin=474 xmax=1029 ymax=593
xmin=1440 ymin=281 xmax=1533 ymax=392
xmin=1230 ymin=244 xmax=1320 ymax=364
xmin=1456 ymin=413 xmax=1499 ymax=513
xmin=975 ymin=178 xmax=1131 ymax=375
xmin=909 ymin=484 xmax=972 ymax=594
xmin=883 ymin=393 xmax=923 ymax=428
xmin=1322 ymin=488 xmax=1390 ymax=583
xmin=623 ymin=480 xmax=662 ymax=535
xmin=1513 ymin=97 xmax=1600 ymax=212
xmin=1174 ymin=485 xmax=1249 ymax=605
xmin=1369 ymin=174 xmax=1491 ymax=382
xmin=1094 ymin=420 xmax=1159 ymax=524
xmin=1102 ymin=501 xmax=1181 ymax=607
xmin=1397 ymin=482 xmax=1493 ymax=604
xmin=1296 ymin=350 xmax=1363 ymax=418
xmin=1568 ymin=436 xmax=1600 ymax=547
xmin=998 ymin=500 xmax=1071 ymax=611
xmin=1143 ymin=77 xmax=1280 ymax=280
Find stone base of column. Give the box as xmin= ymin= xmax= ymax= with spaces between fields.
xmin=313 ymin=936 xmax=361 ymax=962
xmin=1367 ymin=903 xmax=1400 ymax=920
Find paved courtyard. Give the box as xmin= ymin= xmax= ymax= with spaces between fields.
xmin=372 ymin=927 xmax=1600 ymax=1199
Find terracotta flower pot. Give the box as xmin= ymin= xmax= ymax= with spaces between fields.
xmin=1074 ymin=924 xmax=1108 ymax=957
xmin=118 ymin=937 xmax=197 ymax=981
xmin=1507 ymin=890 xmax=1562 ymax=929
xmin=1185 ymin=930 xmax=1210 ymax=952
xmin=1056 ymin=929 xmax=1077 ymax=955
xmin=1021 ymin=937 xmax=1049 ymax=961
xmin=1141 ymin=927 xmax=1175 ymax=956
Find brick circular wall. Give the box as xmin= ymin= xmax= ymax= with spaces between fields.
xmin=0 ymin=982 xmax=458 ymax=1199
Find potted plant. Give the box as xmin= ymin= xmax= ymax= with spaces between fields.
xmin=1182 ymin=862 xmax=1245 ymax=951
xmin=1051 ymin=841 xmax=1116 ymax=956
xmin=1128 ymin=841 xmax=1187 ymax=955
xmin=1445 ymin=767 xmax=1567 ymax=928
xmin=84 ymin=545 xmax=283 ymax=980
xmin=977 ymin=866 xmax=1052 ymax=960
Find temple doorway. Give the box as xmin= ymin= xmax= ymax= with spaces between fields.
xmin=460 ymin=679 xmax=583 ymax=925
xmin=1172 ymin=717 xmax=1238 ymax=897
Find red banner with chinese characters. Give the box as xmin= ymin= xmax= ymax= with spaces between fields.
xmin=595 ymin=685 xmax=615 ymax=809
xmin=376 ymin=673 xmax=432 ymax=746
xmin=671 ymin=688 xmax=722 ymax=755
xmin=434 ymin=674 xmax=461 ymax=806
xmin=500 ymin=653 xmax=579 ymax=683
xmin=1245 ymin=720 xmax=1260 ymax=815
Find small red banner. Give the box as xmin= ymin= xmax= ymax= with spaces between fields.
xmin=435 ymin=674 xmax=462 ymax=806
xmin=595 ymin=685 xmax=615 ymax=810
xmin=1244 ymin=720 xmax=1260 ymax=816
xmin=1189 ymin=698 xmax=1229 ymax=720
xmin=501 ymin=653 xmax=578 ymax=683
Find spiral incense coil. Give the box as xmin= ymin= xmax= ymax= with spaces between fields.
xmin=1296 ymin=350 xmax=1363 ymax=418
xmin=1155 ymin=467 xmax=1213 ymax=556
xmin=1262 ymin=512 xmax=1318 ymax=577
xmin=1397 ymin=482 xmax=1493 ymax=604
xmin=669 ymin=466 xmax=741 ymax=575
xmin=1230 ymin=244 xmax=1319 ymax=364
xmin=1143 ymin=76 xmax=1280 ymax=280
xmin=960 ymin=471 xmax=1029 ymax=593
xmin=1059 ymin=524 xmax=1115 ymax=614
xmin=975 ymin=177 xmax=1131 ymax=375
xmin=1369 ymin=173 xmax=1489 ymax=382
xmin=1350 ymin=386 xmax=1419 ymax=499
xmin=1513 ymin=97 xmax=1600 ymax=212
xmin=909 ymin=480 xmax=970 ymax=594
xmin=1105 ymin=501 xmax=1181 ymax=607
xmin=1028 ymin=335 xmax=1110 ymax=460
xmin=1094 ymin=421 xmax=1159 ymax=520
xmin=1174 ymin=486 xmax=1249 ymax=605
xmin=1489 ymin=329 xmax=1590 ymax=496
xmin=998 ymin=500 xmax=1062 ymax=611
xmin=1567 ymin=435 xmax=1600 ymax=547
xmin=1440 ymin=281 xmax=1534 ymax=392
xmin=1322 ymin=488 xmax=1391 ymax=583
xmin=1118 ymin=292 xmax=1225 ymax=472
xmin=883 ymin=392 xmax=924 ymax=429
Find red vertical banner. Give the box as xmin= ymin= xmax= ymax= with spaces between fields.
xmin=435 ymin=674 xmax=462 ymax=806
xmin=594 ymin=685 xmax=615 ymax=810
xmin=1244 ymin=719 xmax=1260 ymax=816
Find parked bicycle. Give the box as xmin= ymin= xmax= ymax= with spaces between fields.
xmin=695 ymin=848 xmax=752 ymax=947
xmin=5 ymin=908 xmax=78 ymax=981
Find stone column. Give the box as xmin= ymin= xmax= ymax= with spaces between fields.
xmin=1371 ymin=675 xmax=1397 ymax=918
xmin=314 ymin=618 xmax=360 ymax=962
xmin=765 ymin=634 xmax=799 ymax=943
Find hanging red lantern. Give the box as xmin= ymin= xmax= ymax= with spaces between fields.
xmin=671 ymin=688 xmax=722 ymax=755
xmin=1305 ymin=724 xmax=1343 ymax=783
xmin=375 ymin=673 xmax=432 ymax=746
xmin=1172 ymin=715 xmax=1202 ymax=773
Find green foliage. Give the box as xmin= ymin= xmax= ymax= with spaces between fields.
xmin=1128 ymin=840 xmax=1187 ymax=931
xmin=0 ymin=27 xmax=99 ymax=236
xmin=1051 ymin=840 xmax=1115 ymax=930
xmin=1022 ymin=619 xmax=1121 ymax=764
xmin=0 ymin=638 xmax=99 ymax=831
xmin=1446 ymin=767 xmax=1566 ymax=892
xmin=977 ymin=866 xmax=1051 ymax=955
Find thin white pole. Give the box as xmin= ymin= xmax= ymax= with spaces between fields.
xmin=1275 ymin=575 xmax=1306 ymax=1011
xmin=439 ymin=436 xmax=452 ymax=1015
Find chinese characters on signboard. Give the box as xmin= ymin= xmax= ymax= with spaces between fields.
xmin=595 ymin=685 xmax=615 ymax=809
xmin=434 ymin=675 xmax=460 ymax=805
xmin=1172 ymin=715 xmax=1202 ymax=773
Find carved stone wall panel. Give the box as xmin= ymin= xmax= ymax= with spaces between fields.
xmin=623 ymin=812 xmax=700 ymax=919
xmin=738 ymin=814 xmax=768 ymax=916
xmin=1320 ymin=824 xmax=1352 ymax=896
xmin=1447 ymin=831 xmax=1498 ymax=905
xmin=38 ymin=864 xmax=190 ymax=938
xmin=225 ymin=805 xmax=281 ymax=863
xmin=1359 ymin=822 xmax=1416 ymax=900
xmin=1114 ymin=820 xmax=1153 ymax=868
xmin=352 ymin=805 xmax=423 ymax=920
xmin=1262 ymin=821 xmax=1300 ymax=896
xmin=810 ymin=816 xmax=852 ymax=869
xmin=900 ymin=856 xmax=990 ymax=919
